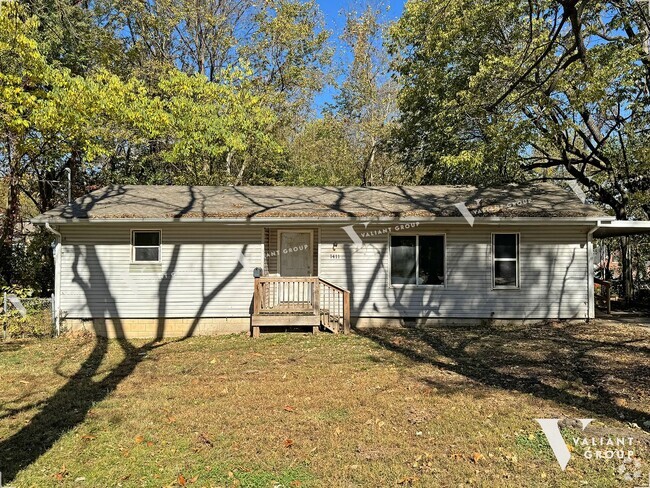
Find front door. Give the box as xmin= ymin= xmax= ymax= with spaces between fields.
xmin=279 ymin=231 xmax=312 ymax=277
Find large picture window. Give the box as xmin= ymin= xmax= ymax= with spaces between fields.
xmin=132 ymin=230 xmax=161 ymax=262
xmin=493 ymin=233 xmax=519 ymax=288
xmin=390 ymin=235 xmax=445 ymax=286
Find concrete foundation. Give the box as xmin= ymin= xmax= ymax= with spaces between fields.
xmin=62 ymin=317 xmax=250 ymax=338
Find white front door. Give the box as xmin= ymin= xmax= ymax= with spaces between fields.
xmin=279 ymin=231 xmax=312 ymax=277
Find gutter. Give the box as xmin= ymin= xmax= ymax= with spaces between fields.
xmin=31 ymin=216 xmax=615 ymax=225
xmin=44 ymin=223 xmax=62 ymax=336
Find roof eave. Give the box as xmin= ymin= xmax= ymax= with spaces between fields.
xmin=31 ymin=215 xmax=613 ymax=225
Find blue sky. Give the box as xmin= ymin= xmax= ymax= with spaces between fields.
xmin=313 ymin=0 xmax=405 ymax=112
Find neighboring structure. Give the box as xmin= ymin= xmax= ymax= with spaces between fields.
xmin=31 ymin=183 xmax=650 ymax=338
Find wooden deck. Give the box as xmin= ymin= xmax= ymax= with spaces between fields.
xmin=251 ymin=276 xmax=350 ymax=337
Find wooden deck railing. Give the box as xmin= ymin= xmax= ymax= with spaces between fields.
xmin=318 ymin=277 xmax=351 ymax=334
xmin=253 ymin=276 xmax=350 ymax=333
xmin=594 ymin=277 xmax=611 ymax=314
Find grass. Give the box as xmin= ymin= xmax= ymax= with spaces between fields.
xmin=0 ymin=319 xmax=649 ymax=487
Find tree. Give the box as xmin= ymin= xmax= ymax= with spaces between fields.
xmin=0 ymin=2 xmax=160 ymax=284
xmin=244 ymin=0 xmax=332 ymax=122
xmin=283 ymin=115 xmax=359 ymax=185
xmin=155 ymin=68 xmax=279 ymax=185
xmin=390 ymin=0 xmax=650 ymax=218
xmin=334 ymin=3 xmax=409 ymax=186
xmin=103 ymin=0 xmax=255 ymax=81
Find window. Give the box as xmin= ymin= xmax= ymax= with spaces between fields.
xmin=493 ymin=233 xmax=519 ymax=288
xmin=390 ymin=235 xmax=445 ymax=286
xmin=132 ymin=230 xmax=161 ymax=262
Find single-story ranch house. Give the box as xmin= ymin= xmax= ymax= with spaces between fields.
xmin=32 ymin=183 xmax=650 ymax=338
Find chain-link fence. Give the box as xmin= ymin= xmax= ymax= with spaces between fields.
xmin=1 ymin=293 xmax=54 ymax=339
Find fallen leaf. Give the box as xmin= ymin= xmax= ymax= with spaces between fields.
xmin=134 ymin=435 xmax=144 ymax=444
xmin=209 ymin=358 xmax=216 ymax=364
xmin=146 ymin=441 xmax=154 ymax=447
xmin=284 ymin=438 xmax=294 ymax=448
xmin=197 ymin=433 xmax=213 ymax=448
xmin=178 ymin=474 xmax=187 ymax=486
xmin=54 ymin=465 xmax=68 ymax=481
xmin=283 ymin=405 xmax=296 ymax=412
xmin=471 ymin=452 xmax=484 ymax=463
xmin=81 ymin=435 xmax=96 ymax=441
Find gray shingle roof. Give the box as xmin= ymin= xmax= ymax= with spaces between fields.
xmin=31 ymin=183 xmax=610 ymax=223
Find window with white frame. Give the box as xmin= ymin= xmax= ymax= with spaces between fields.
xmin=492 ymin=233 xmax=519 ymax=288
xmin=132 ymin=230 xmax=161 ymax=262
xmin=390 ymin=235 xmax=445 ymax=286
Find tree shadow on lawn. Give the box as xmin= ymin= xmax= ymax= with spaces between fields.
xmin=357 ymin=320 xmax=650 ymax=432
xmin=0 ymin=337 xmax=164 ymax=481
xmin=0 ymin=186 xmax=246 ymax=482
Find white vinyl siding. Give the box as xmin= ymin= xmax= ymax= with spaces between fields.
xmin=59 ymin=223 xmax=261 ymax=319
xmin=57 ymin=221 xmax=590 ymax=323
xmin=319 ymin=223 xmax=589 ymax=320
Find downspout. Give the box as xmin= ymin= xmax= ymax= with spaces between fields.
xmin=44 ymin=222 xmax=62 ymax=336
xmin=587 ymin=221 xmax=601 ymax=321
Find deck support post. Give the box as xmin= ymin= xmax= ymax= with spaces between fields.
xmin=343 ymin=290 xmax=351 ymax=334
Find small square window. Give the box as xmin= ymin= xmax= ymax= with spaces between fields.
xmin=132 ymin=231 xmax=161 ymax=262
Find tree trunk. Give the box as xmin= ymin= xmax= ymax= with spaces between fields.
xmin=361 ymin=140 xmax=377 ymax=187
xmin=2 ymin=171 xmax=20 ymax=246
xmin=620 ymin=236 xmax=633 ymax=305
xmin=225 ymin=149 xmax=233 ymax=177
xmin=235 ymin=160 xmax=246 ymax=185
xmin=2 ymin=137 xmax=21 ymax=247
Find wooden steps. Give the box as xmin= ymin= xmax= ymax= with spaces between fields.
xmin=252 ymin=276 xmax=350 ymax=337
xmin=251 ymin=313 xmax=320 ymax=338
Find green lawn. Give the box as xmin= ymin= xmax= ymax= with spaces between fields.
xmin=0 ymin=319 xmax=649 ymax=487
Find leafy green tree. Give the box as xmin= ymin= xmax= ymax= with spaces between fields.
xmin=390 ymin=0 xmax=650 ymax=219
xmin=155 ymin=68 xmax=279 ymax=185
xmin=283 ymin=115 xmax=359 ymax=185
xmin=335 ymin=4 xmax=412 ymax=186
xmin=24 ymin=0 xmax=125 ymax=75
xmin=102 ymin=0 xmax=254 ymax=81
xmin=244 ymin=0 xmax=332 ymax=121
xmin=0 ymin=2 xmax=158 ymax=283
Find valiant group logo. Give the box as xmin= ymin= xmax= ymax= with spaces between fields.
xmin=536 ymin=418 xmax=637 ymax=471
xmin=536 ymin=418 xmax=594 ymax=470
